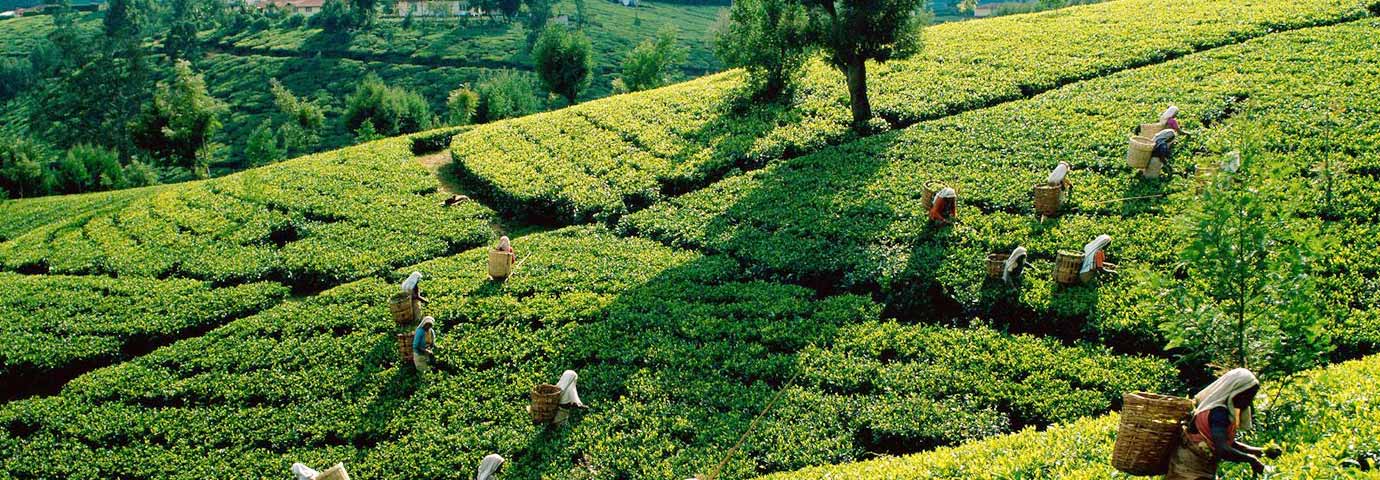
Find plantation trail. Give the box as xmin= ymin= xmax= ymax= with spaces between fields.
xmin=414 ymin=150 xmax=549 ymax=240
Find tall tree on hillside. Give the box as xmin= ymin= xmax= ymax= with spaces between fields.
xmin=475 ymin=71 xmax=539 ymax=122
xmin=351 ymin=0 xmax=378 ymax=27
xmin=616 ymin=26 xmax=687 ymax=93
xmin=131 ymin=60 xmax=226 ymax=177
xmin=714 ymin=0 xmax=927 ymax=127
xmin=803 ymin=0 xmax=928 ymax=127
xmin=344 ymin=74 xmax=434 ymax=136
xmin=270 ymin=79 xmax=325 ymax=155
xmin=711 ymin=0 xmax=813 ymax=99
xmin=532 ymin=24 xmax=592 ymax=105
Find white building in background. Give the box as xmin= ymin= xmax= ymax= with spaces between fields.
xmin=385 ymin=0 xmax=485 ymax=17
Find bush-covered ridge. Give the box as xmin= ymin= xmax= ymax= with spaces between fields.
xmin=0 ymin=272 xmax=287 ymax=386
xmin=757 ymin=353 xmax=1380 ymax=480
xmin=0 ymin=226 xmax=1176 ymax=479
xmin=0 ymin=128 xmax=495 ymax=290
xmin=621 ymin=18 xmax=1380 ymax=353
xmin=450 ymin=0 xmax=1378 ymax=223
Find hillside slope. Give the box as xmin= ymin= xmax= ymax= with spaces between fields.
xmin=450 ymin=0 xmax=1378 ymax=223
xmin=757 ymin=353 xmax=1380 ymax=480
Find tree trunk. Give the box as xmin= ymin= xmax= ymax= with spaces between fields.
xmin=845 ymin=57 xmax=872 ymax=129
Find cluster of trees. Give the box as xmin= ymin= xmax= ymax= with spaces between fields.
xmin=712 ymin=0 xmax=929 ymax=128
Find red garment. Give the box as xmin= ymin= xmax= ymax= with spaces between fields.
xmin=1186 ymin=408 xmax=1237 ymax=447
xmin=1094 ymin=250 xmax=1105 ymax=269
xmin=929 ymin=197 xmax=954 ymax=222
xmin=1166 ymin=117 xmax=1181 ymax=132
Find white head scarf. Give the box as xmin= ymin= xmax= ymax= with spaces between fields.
xmin=1046 ymin=162 xmax=1070 ymax=186
xmin=1003 ymin=247 xmax=1027 ymax=282
xmin=497 ymin=236 xmax=511 ymax=251
xmin=477 ymin=454 xmax=504 ymax=480
xmin=1193 ymin=368 xmax=1260 ymax=431
xmin=418 ymin=316 xmax=435 ymax=333
xmin=291 ymin=463 xmax=319 ymax=480
xmin=401 ymin=271 xmax=423 ymax=294
xmin=1222 ymin=151 xmax=1241 ymax=173
xmin=1080 ymin=235 xmax=1111 ymax=273
xmin=1160 ymin=105 xmax=1179 ymax=123
xmin=1153 ymin=128 xmax=1177 ymax=143
xmin=557 ymin=370 xmax=583 ymax=406
xmin=936 ymin=187 xmax=956 ymax=199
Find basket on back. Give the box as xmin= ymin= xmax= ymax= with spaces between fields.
xmin=1032 ymin=184 xmax=1064 ymax=217
xmin=1127 ymin=136 xmax=1154 ymax=169
xmin=1112 ymin=392 xmax=1194 ymax=476
xmin=920 ymin=180 xmax=946 ymax=210
xmin=530 ymin=383 xmax=562 ymax=424
xmin=396 ymin=333 xmax=413 ymax=364
xmin=1053 ymin=250 xmax=1084 ymax=285
xmin=389 ymin=292 xmax=416 ymax=326
xmin=1139 ymin=122 xmax=1168 ymax=138
xmin=986 ymin=253 xmax=1009 ymax=280
xmin=315 ymin=463 xmax=351 ymax=480
xmin=488 ymin=250 xmax=514 ymax=279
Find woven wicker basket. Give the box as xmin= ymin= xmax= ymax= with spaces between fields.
xmin=920 ymin=181 xmax=945 ymax=210
xmin=1112 ymin=392 xmax=1194 ymax=476
xmin=986 ymin=253 xmax=1009 ymax=280
xmin=1032 ymin=184 xmax=1063 ymax=217
xmin=530 ymin=383 xmax=562 ymax=424
xmin=1127 ymin=136 xmax=1154 ymax=169
xmin=315 ymin=463 xmax=351 ymax=480
xmin=1139 ymin=122 xmax=1167 ymax=138
xmin=389 ymin=292 xmax=415 ymax=326
xmin=396 ymin=333 xmax=413 ymax=364
xmin=489 ymin=250 xmax=513 ymax=279
xmin=1053 ymin=251 xmax=1084 ymax=285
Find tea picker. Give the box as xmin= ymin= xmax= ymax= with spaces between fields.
xmin=928 ymin=187 xmax=957 ymax=225
xmin=985 ymin=246 xmax=1028 ymax=283
xmin=1112 ymin=369 xmax=1281 ymax=479
xmin=412 ymin=316 xmax=438 ymax=374
xmin=529 ymin=370 xmax=588 ymax=425
xmin=391 ymin=271 xmax=429 ymax=326
xmin=477 ymin=454 xmax=505 ymax=480
xmin=1034 ymin=162 xmax=1073 ymax=218
xmin=488 ymin=236 xmax=517 ymax=280
xmin=291 ymin=462 xmax=350 ymax=480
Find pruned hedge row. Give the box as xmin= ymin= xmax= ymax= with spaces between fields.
xmin=0 ymin=134 xmax=495 ymax=289
xmin=621 ymin=19 xmax=1380 ymax=353
xmin=0 ymin=272 xmax=287 ymax=380
xmin=0 ymin=226 xmax=1175 ymax=479
xmin=450 ymin=0 xmax=1377 ymax=223
xmin=756 ymin=353 xmax=1380 ymax=480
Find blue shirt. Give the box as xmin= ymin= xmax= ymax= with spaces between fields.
xmin=413 ymin=326 xmax=435 ymax=356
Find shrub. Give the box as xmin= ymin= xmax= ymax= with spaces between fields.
xmin=474 ymin=71 xmax=539 ymax=123
xmin=343 ymin=74 xmax=435 ymax=137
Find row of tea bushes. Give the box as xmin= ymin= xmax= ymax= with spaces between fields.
xmin=450 ymin=0 xmax=1377 ymax=223
xmin=621 ymin=19 xmax=1380 ymax=353
xmin=0 ymin=226 xmax=1175 ymax=479
xmin=0 ymin=272 xmax=286 ymax=381
xmin=0 ymin=131 xmax=496 ymax=290
xmin=757 ymin=353 xmax=1380 ymax=480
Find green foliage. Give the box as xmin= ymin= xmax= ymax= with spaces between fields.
xmin=0 ymin=137 xmax=494 ymax=287
xmin=1152 ymin=148 xmax=1332 ymax=379
xmin=343 ymin=74 xmax=435 ymax=137
xmin=806 ymin=0 xmax=929 ymax=125
xmin=531 ymin=24 xmax=593 ymax=105
xmin=0 ymin=226 xmax=1175 ymax=478
xmin=445 ymin=86 xmax=480 ymax=126
xmin=474 ymin=71 xmax=539 ymax=123
xmin=454 ymin=0 xmax=1374 ymax=224
xmin=122 ymin=159 xmax=161 ymax=188
xmin=0 ymin=272 xmax=287 ymax=378
xmin=0 ymin=137 xmax=51 ymax=198
xmin=758 ymin=354 xmax=1380 ymax=480
xmin=269 ymin=78 xmax=326 ymax=156
xmin=618 ymin=26 xmax=687 ymax=93
xmin=0 ymin=57 xmax=34 ymax=101
xmin=620 ymin=19 xmax=1380 ymax=353
xmin=52 ymin=144 xmax=125 ymax=194
xmin=131 ymin=60 xmax=226 ymax=178
xmin=311 ymin=0 xmax=355 ymax=32
xmin=712 ymin=0 xmax=813 ymax=97
xmin=244 ymin=120 xmax=283 ymax=167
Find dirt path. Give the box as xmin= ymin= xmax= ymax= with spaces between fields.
xmin=415 ymin=150 xmax=548 ymax=239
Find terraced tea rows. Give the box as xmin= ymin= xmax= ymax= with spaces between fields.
xmin=451 ymin=0 xmax=1378 ymax=223
xmin=0 ymin=227 xmax=1175 ymax=479
xmin=0 ymin=130 xmax=495 ymax=289
xmin=758 ymin=353 xmax=1380 ymax=479
xmin=621 ymin=19 xmax=1380 ymax=353
xmin=0 ymin=273 xmax=286 ymax=395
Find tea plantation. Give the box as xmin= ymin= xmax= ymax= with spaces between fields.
xmin=2 ymin=0 xmax=1379 ymax=478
